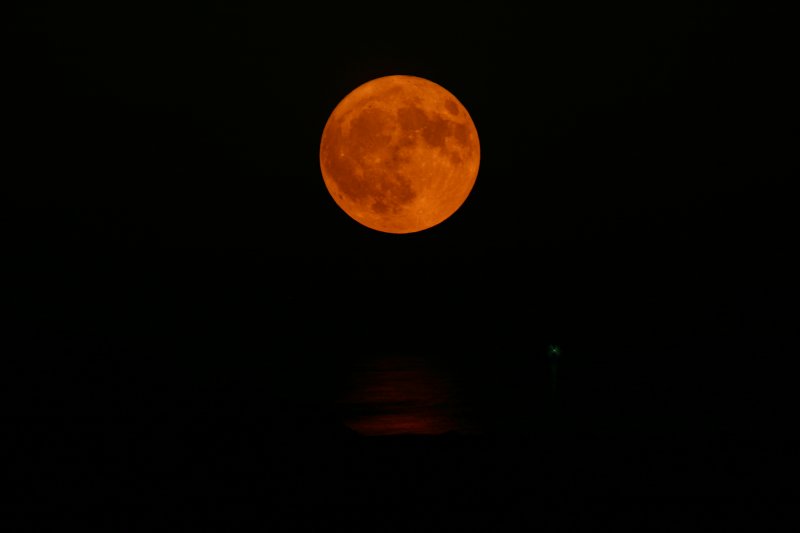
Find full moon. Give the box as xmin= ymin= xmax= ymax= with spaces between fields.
xmin=319 ymin=75 xmax=480 ymax=234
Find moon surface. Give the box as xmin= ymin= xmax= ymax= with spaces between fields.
xmin=320 ymin=75 xmax=480 ymax=234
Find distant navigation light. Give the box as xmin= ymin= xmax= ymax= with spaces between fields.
xmin=547 ymin=344 xmax=562 ymax=360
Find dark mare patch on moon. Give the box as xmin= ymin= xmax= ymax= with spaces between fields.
xmin=398 ymin=105 xmax=450 ymax=149
xmin=349 ymin=107 xmax=393 ymax=151
xmin=370 ymin=170 xmax=416 ymax=215
xmin=444 ymin=98 xmax=460 ymax=115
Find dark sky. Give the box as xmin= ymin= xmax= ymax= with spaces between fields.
xmin=7 ymin=2 xmax=797 ymax=436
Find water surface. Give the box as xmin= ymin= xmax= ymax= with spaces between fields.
xmin=336 ymin=355 xmax=480 ymax=436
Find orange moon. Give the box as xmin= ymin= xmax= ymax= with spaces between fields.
xmin=319 ymin=75 xmax=480 ymax=234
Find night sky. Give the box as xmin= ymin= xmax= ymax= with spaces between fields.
xmin=7 ymin=2 xmax=797 ymax=530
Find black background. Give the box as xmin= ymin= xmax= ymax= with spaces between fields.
xmin=6 ymin=2 xmax=798 ymax=530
